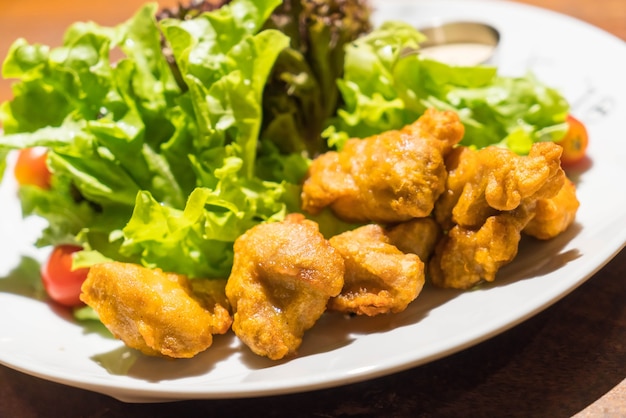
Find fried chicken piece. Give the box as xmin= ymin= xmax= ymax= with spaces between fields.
xmin=524 ymin=177 xmax=579 ymax=240
xmin=328 ymin=224 xmax=425 ymax=316
xmin=385 ymin=217 xmax=442 ymax=262
xmin=435 ymin=142 xmax=566 ymax=231
xmin=429 ymin=206 xmax=535 ymax=289
xmin=80 ymin=262 xmax=232 ymax=358
xmin=225 ymin=213 xmax=344 ymax=360
xmin=301 ymin=108 xmax=464 ymax=223
xmin=430 ymin=141 xmax=571 ymax=289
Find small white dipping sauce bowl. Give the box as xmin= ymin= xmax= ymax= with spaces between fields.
xmin=418 ymin=21 xmax=500 ymax=66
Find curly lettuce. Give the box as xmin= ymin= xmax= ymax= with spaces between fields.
xmin=326 ymin=21 xmax=570 ymax=154
xmin=0 ymin=0 xmax=299 ymax=279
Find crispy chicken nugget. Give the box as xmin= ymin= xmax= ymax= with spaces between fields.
xmin=225 ymin=214 xmax=344 ymax=360
xmin=301 ymin=108 xmax=464 ymax=223
xmin=80 ymin=262 xmax=232 ymax=359
xmin=435 ymin=142 xmax=566 ymax=230
xmin=524 ymin=178 xmax=579 ymax=240
xmin=430 ymin=142 xmax=572 ymax=289
xmin=385 ymin=217 xmax=442 ymax=263
xmin=429 ymin=206 xmax=535 ymax=289
xmin=328 ymin=224 xmax=425 ymax=316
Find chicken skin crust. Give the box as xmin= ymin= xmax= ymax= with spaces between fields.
xmin=385 ymin=217 xmax=442 ymax=263
xmin=80 ymin=262 xmax=232 ymax=359
xmin=429 ymin=206 xmax=535 ymax=289
xmin=434 ymin=141 xmax=566 ymax=231
xmin=430 ymin=141 xmax=573 ymax=289
xmin=225 ymin=214 xmax=345 ymax=360
xmin=301 ymin=108 xmax=464 ymax=223
xmin=523 ymin=178 xmax=580 ymax=240
xmin=328 ymin=224 xmax=425 ymax=316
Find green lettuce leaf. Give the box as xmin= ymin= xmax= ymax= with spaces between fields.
xmin=327 ymin=21 xmax=569 ymax=153
xmin=260 ymin=0 xmax=373 ymax=156
xmin=0 ymin=0 xmax=303 ymax=279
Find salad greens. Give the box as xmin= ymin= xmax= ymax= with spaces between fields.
xmin=1 ymin=0 xmax=297 ymax=278
xmin=325 ymin=21 xmax=570 ymax=153
xmin=0 ymin=0 xmax=570 ymax=280
xmin=260 ymin=0 xmax=372 ymax=155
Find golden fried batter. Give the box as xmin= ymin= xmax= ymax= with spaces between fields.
xmin=80 ymin=262 xmax=232 ymax=358
xmin=225 ymin=214 xmax=344 ymax=360
xmin=524 ymin=178 xmax=579 ymax=240
xmin=429 ymin=206 xmax=535 ymax=289
xmin=302 ymin=108 xmax=464 ymax=223
xmin=430 ymin=141 xmax=571 ymax=289
xmin=328 ymin=224 xmax=425 ymax=316
xmin=385 ymin=217 xmax=442 ymax=262
xmin=435 ymin=142 xmax=565 ymax=231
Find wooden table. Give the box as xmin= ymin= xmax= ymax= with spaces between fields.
xmin=1 ymin=0 xmax=625 ymax=416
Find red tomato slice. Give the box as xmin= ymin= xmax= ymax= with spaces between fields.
xmin=13 ymin=147 xmax=52 ymax=189
xmin=41 ymin=245 xmax=90 ymax=307
xmin=557 ymin=115 xmax=589 ymax=166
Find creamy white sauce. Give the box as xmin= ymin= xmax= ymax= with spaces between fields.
xmin=420 ymin=43 xmax=495 ymax=66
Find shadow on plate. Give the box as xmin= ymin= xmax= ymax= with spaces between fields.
xmin=564 ymin=155 xmax=593 ymax=185
xmin=90 ymin=332 xmax=240 ymax=382
xmin=0 ymin=255 xmax=46 ymax=299
xmin=472 ymin=221 xmax=583 ymax=291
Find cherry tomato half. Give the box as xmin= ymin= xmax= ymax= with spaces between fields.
xmin=13 ymin=147 xmax=52 ymax=189
xmin=557 ymin=115 xmax=589 ymax=166
xmin=41 ymin=245 xmax=90 ymax=307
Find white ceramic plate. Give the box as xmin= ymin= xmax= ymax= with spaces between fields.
xmin=1 ymin=0 xmax=625 ymax=403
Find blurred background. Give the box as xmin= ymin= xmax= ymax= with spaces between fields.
xmin=1 ymin=0 xmax=625 ymax=101
xmin=0 ymin=0 xmax=181 ymax=101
